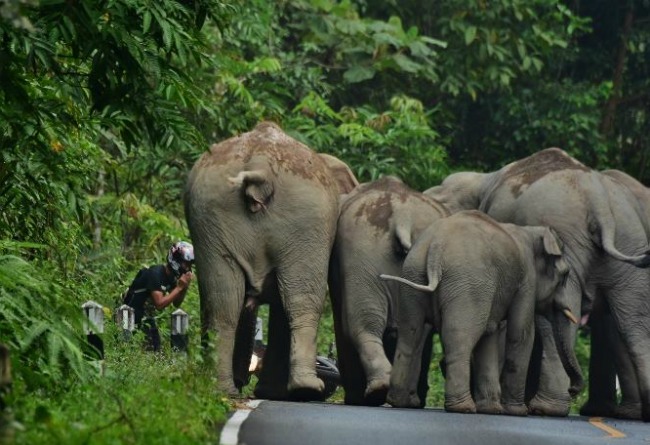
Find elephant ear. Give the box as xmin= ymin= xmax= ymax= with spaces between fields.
xmin=317 ymin=153 xmax=359 ymax=195
xmin=542 ymin=227 xmax=569 ymax=276
xmin=394 ymin=221 xmax=413 ymax=254
xmin=229 ymin=170 xmax=275 ymax=213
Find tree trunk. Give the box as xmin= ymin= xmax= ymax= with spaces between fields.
xmin=599 ymin=2 xmax=635 ymax=137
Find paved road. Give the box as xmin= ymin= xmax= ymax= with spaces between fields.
xmin=222 ymin=400 xmax=650 ymax=445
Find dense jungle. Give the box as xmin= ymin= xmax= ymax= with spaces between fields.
xmin=1 ymin=0 xmax=649 ymax=443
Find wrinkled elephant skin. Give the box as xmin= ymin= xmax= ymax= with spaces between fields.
xmin=184 ymin=122 xmax=356 ymax=401
xmin=425 ymin=148 xmax=650 ymax=420
xmin=329 ymin=176 xmax=448 ymax=406
xmin=382 ymin=210 xmax=571 ymax=415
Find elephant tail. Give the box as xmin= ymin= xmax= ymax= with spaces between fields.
xmin=590 ymin=174 xmax=650 ymax=268
xmin=601 ymin=236 xmax=650 ymax=268
xmin=379 ymin=273 xmax=439 ymax=293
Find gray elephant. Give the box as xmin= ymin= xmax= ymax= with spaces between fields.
xmin=578 ymin=169 xmax=650 ymax=420
xmin=184 ymin=122 xmax=357 ymax=400
xmin=328 ymin=176 xmax=449 ymax=406
xmin=381 ymin=210 xmax=572 ymax=414
xmin=424 ymin=148 xmax=650 ymax=420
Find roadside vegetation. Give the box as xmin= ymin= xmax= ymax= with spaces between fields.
xmin=1 ymin=0 xmax=647 ymax=443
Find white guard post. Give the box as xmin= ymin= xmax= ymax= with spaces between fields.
xmin=81 ymin=300 xmax=105 ymax=361
xmin=170 ymin=309 xmax=189 ymax=352
xmin=116 ymin=304 xmax=135 ymax=341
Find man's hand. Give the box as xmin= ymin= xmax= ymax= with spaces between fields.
xmin=177 ymin=271 xmax=193 ymax=289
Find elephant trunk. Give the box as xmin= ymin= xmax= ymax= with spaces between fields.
xmin=551 ymin=310 xmax=584 ymax=397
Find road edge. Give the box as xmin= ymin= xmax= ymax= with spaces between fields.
xmin=220 ymin=399 xmax=264 ymax=445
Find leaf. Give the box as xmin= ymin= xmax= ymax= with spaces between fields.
xmin=143 ymin=11 xmax=152 ymax=33
xmin=391 ymin=54 xmax=421 ymax=73
xmin=343 ymin=66 xmax=376 ymax=83
xmin=464 ymin=26 xmax=477 ymax=45
xmin=420 ymin=36 xmax=447 ymax=48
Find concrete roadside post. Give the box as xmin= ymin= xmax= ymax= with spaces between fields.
xmin=115 ymin=304 xmax=135 ymax=341
xmin=82 ymin=300 xmax=105 ymax=360
xmin=170 ymin=308 xmax=189 ymax=352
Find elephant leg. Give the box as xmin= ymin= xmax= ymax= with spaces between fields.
xmin=501 ymin=301 xmax=535 ymax=416
xmin=354 ymin=330 xmax=391 ymax=405
xmin=528 ymin=315 xmax=572 ymax=417
xmin=387 ymin=299 xmax=431 ymax=408
xmin=254 ymin=302 xmax=291 ymax=400
xmin=607 ymin=284 xmax=650 ymax=422
xmin=473 ymin=331 xmax=504 ymax=414
xmin=525 ymin=331 xmax=542 ymax=403
xmin=580 ymin=302 xmax=618 ymax=418
xmin=441 ymin=314 xmax=482 ymax=414
xmin=338 ymin=343 xmax=367 ymax=405
xmin=331 ymin=300 xmax=367 ymax=404
xmin=233 ymin=306 xmax=258 ymax=390
xmin=341 ymin=276 xmax=391 ymax=405
xmin=529 ymin=276 xmax=583 ymax=417
xmin=613 ymin=325 xmax=642 ymax=420
xmin=277 ymin=258 xmax=328 ymax=401
xmin=198 ymin=255 xmax=246 ymax=397
xmin=416 ymin=328 xmax=434 ymax=408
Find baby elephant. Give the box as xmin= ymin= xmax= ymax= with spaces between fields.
xmin=381 ymin=210 xmax=573 ymax=415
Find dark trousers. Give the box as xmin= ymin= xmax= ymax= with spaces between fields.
xmin=140 ymin=317 xmax=161 ymax=352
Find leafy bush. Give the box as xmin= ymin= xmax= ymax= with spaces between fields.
xmin=13 ymin=334 xmax=230 ymax=445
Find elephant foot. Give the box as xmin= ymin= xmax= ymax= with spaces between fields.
xmin=254 ymin=381 xmax=289 ymax=401
xmin=445 ymin=394 xmax=476 ymax=414
xmin=288 ymin=374 xmax=324 ymax=402
xmin=343 ymin=387 xmax=366 ymax=406
xmin=579 ymin=399 xmax=617 ymax=418
xmin=219 ymin=382 xmax=242 ymax=399
xmin=503 ymin=402 xmax=528 ymax=417
xmin=528 ymin=394 xmax=570 ymax=417
xmin=364 ymin=378 xmax=390 ymax=406
xmin=387 ymin=389 xmax=421 ymax=408
xmin=475 ymin=399 xmax=504 ymax=415
xmin=615 ymin=403 xmax=642 ymax=420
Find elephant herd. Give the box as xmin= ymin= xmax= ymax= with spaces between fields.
xmin=184 ymin=121 xmax=650 ymax=422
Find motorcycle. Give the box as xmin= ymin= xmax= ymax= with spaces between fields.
xmin=250 ymin=341 xmax=341 ymax=400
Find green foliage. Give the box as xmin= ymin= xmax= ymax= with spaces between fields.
xmin=286 ymin=93 xmax=449 ymax=189
xmin=0 ymin=243 xmax=93 ymax=394
xmin=13 ymin=338 xmax=230 ymax=445
xmin=1 ymin=0 xmax=649 ymax=440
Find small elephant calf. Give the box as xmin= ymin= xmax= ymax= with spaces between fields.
xmin=381 ymin=210 xmax=575 ymax=415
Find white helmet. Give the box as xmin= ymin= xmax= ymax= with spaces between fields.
xmin=167 ymin=241 xmax=194 ymax=277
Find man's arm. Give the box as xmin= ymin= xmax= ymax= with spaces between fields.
xmin=151 ymin=272 xmax=193 ymax=310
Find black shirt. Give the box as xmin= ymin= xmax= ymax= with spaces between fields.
xmin=123 ymin=265 xmax=177 ymax=324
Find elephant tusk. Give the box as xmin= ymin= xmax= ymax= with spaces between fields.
xmin=563 ymin=308 xmax=579 ymax=324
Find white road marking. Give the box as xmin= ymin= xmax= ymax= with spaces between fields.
xmin=220 ymin=399 xmax=264 ymax=445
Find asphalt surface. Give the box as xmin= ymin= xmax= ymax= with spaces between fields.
xmin=223 ymin=400 xmax=650 ymax=445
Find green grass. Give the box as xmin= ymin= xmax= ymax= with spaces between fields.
xmin=11 ymin=325 xmax=231 ymax=445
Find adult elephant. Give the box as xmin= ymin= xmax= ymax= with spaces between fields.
xmin=328 ymin=176 xmax=449 ymax=406
xmin=381 ymin=210 xmax=572 ymax=414
xmin=425 ymin=148 xmax=650 ymax=420
xmin=578 ymin=169 xmax=650 ymax=420
xmin=184 ymin=122 xmax=357 ymax=400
